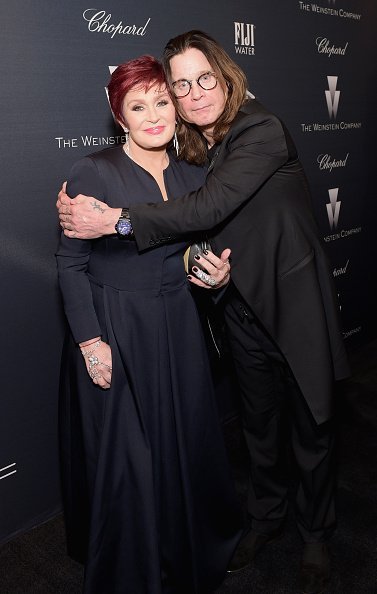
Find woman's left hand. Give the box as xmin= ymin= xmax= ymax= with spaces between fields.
xmin=188 ymin=248 xmax=231 ymax=290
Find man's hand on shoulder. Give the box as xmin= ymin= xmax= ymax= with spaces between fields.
xmin=57 ymin=182 xmax=121 ymax=239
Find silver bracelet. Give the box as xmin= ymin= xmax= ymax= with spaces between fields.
xmin=81 ymin=340 xmax=101 ymax=357
xmin=89 ymin=368 xmax=101 ymax=380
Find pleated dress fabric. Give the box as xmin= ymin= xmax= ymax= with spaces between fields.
xmin=57 ymin=146 xmax=242 ymax=594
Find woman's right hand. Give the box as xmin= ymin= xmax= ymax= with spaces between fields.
xmin=80 ymin=339 xmax=113 ymax=390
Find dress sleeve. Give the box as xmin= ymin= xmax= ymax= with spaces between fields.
xmin=130 ymin=112 xmax=288 ymax=251
xmin=56 ymin=157 xmax=105 ymax=343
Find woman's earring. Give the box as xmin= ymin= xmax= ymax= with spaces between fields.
xmin=173 ymin=129 xmax=179 ymax=156
xmin=123 ymin=128 xmax=130 ymax=155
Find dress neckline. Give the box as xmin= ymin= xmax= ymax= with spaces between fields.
xmin=120 ymin=143 xmax=171 ymax=173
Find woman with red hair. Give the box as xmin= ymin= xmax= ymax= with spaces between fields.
xmin=56 ymin=56 xmax=241 ymax=594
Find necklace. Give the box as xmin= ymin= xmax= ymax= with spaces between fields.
xmin=123 ymin=140 xmax=131 ymax=158
xmin=123 ymin=140 xmax=169 ymax=169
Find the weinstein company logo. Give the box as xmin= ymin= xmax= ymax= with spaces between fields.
xmin=324 ymin=187 xmax=362 ymax=243
xmin=301 ymin=76 xmax=361 ymax=133
xmin=234 ymin=22 xmax=255 ymax=55
xmin=325 ymin=76 xmax=340 ymax=118
xmin=106 ymin=66 xmax=118 ymax=120
xmin=326 ymin=187 xmax=341 ymax=229
xmin=299 ymin=2 xmax=361 ymax=20
xmin=55 ymin=64 xmax=126 ymax=150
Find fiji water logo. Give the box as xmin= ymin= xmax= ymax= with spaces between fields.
xmin=234 ymin=22 xmax=255 ymax=55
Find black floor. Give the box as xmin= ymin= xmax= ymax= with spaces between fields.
xmin=1 ymin=340 xmax=377 ymax=593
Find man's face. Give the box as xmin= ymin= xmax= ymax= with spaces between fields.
xmin=170 ymin=48 xmax=227 ymax=140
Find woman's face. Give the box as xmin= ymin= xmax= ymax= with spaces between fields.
xmin=169 ymin=48 xmax=227 ymax=139
xmin=121 ymin=84 xmax=176 ymax=150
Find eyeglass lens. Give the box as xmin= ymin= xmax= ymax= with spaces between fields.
xmin=173 ymin=72 xmax=217 ymax=97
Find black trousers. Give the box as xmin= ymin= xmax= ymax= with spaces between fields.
xmin=223 ymin=286 xmax=336 ymax=543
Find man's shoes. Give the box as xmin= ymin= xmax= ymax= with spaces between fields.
xmin=227 ymin=527 xmax=283 ymax=573
xmin=299 ymin=543 xmax=330 ymax=594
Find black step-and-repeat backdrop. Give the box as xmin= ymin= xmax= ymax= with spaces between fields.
xmin=1 ymin=1 xmax=376 ymax=543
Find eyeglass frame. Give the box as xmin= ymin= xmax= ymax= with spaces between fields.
xmin=171 ymin=71 xmax=218 ymax=98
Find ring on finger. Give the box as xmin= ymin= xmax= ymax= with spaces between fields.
xmin=89 ymin=368 xmax=100 ymax=380
xmin=194 ymin=268 xmax=218 ymax=286
xmin=101 ymin=363 xmax=112 ymax=372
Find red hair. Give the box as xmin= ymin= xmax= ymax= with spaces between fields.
xmin=108 ymin=55 xmax=167 ymax=126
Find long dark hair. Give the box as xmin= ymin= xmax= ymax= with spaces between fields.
xmin=162 ymin=30 xmax=248 ymax=164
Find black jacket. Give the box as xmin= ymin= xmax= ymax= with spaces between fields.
xmin=130 ymin=99 xmax=349 ymax=423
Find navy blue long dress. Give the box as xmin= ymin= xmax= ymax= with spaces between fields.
xmin=56 ymin=145 xmax=242 ymax=594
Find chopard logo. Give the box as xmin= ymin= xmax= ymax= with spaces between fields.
xmin=317 ymin=153 xmax=349 ymax=172
xmin=333 ymin=259 xmax=349 ymax=277
xmin=83 ymin=9 xmax=151 ymax=38
xmin=316 ymin=37 xmax=348 ymax=57
xmin=234 ymin=22 xmax=255 ymax=55
xmin=325 ymin=76 xmax=340 ymax=118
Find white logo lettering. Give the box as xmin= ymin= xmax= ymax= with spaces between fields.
xmin=83 ymin=9 xmax=151 ymax=39
xmin=316 ymin=37 xmax=348 ymax=57
xmin=234 ymin=22 xmax=255 ymax=46
xmin=317 ymin=153 xmax=349 ymax=172
xmin=234 ymin=22 xmax=255 ymax=55
xmin=333 ymin=259 xmax=349 ymax=277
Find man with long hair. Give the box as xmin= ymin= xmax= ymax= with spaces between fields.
xmin=58 ymin=31 xmax=349 ymax=593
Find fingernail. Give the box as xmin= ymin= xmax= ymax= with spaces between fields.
xmin=203 ymin=249 xmax=208 ymax=255
xmin=194 ymin=254 xmax=200 ymax=260
xmin=192 ymin=266 xmax=198 ymax=272
xmin=187 ymin=275 xmax=192 ymax=280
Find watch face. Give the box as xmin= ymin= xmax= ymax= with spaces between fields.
xmin=115 ymin=218 xmax=132 ymax=236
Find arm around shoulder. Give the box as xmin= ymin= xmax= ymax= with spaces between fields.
xmin=130 ymin=112 xmax=289 ymax=251
xmin=57 ymin=157 xmax=121 ymax=239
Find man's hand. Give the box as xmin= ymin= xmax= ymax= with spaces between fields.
xmin=57 ymin=182 xmax=121 ymax=239
xmin=188 ymin=248 xmax=231 ymax=290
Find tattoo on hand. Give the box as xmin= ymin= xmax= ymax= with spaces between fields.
xmin=90 ymin=200 xmax=106 ymax=213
